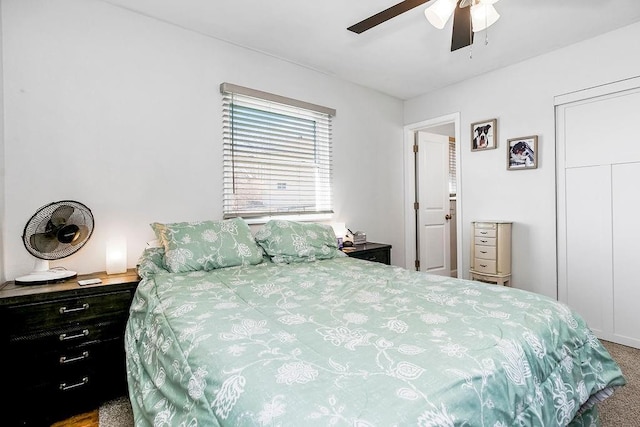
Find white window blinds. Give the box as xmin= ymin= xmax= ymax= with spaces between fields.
xmin=221 ymin=83 xmax=334 ymax=219
xmin=449 ymin=140 xmax=457 ymax=196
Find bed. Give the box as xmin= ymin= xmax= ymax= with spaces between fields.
xmin=125 ymin=219 xmax=625 ymax=426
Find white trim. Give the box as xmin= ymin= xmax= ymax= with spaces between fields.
xmin=403 ymin=113 xmax=462 ymax=274
xmin=220 ymin=82 xmax=336 ymax=116
xmin=554 ymin=75 xmax=640 ymax=106
xmin=555 ymin=103 xmax=568 ymax=303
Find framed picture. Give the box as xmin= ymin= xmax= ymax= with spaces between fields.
xmin=471 ymin=119 xmax=497 ymax=151
xmin=507 ymin=135 xmax=538 ymax=170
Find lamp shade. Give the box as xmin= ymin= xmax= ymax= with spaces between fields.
xmin=424 ymin=0 xmax=457 ymax=29
xmin=106 ymin=237 xmax=127 ymax=275
xmin=471 ymin=3 xmax=500 ymax=32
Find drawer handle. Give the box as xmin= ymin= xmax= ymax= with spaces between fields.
xmin=59 ymin=303 xmax=89 ymax=314
xmin=59 ymin=329 xmax=90 ymax=341
xmin=480 ymin=251 xmax=487 ymax=254
xmin=480 ymin=264 xmax=488 ymax=268
xmin=480 ymin=240 xmax=488 ymax=243
xmin=59 ymin=351 xmax=90 ymax=365
xmin=59 ymin=377 xmax=89 ymax=392
xmin=480 ymin=231 xmax=488 ymax=235
xmin=366 ymin=256 xmax=378 ymax=261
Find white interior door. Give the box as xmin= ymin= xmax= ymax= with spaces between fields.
xmin=417 ymin=131 xmax=450 ymax=276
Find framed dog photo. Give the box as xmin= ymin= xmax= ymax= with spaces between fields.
xmin=507 ymin=135 xmax=538 ymax=170
xmin=471 ymin=119 xmax=497 ymax=151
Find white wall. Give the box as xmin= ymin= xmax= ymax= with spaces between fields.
xmin=0 ymin=0 xmax=404 ymax=280
xmin=405 ymin=22 xmax=640 ymax=298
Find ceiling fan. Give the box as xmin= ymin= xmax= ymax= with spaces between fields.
xmin=347 ymin=0 xmax=500 ymax=51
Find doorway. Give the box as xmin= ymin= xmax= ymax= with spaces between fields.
xmin=403 ymin=113 xmax=461 ymax=277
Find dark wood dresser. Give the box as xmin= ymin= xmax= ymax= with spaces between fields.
xmin=0 ymin=269 xmax=139 ymax=426
xmin=342 ymin=242 xmax=392 ymax=265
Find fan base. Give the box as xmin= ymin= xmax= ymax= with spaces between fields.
xmin=15 ymin=269 xmax=78 ymax=286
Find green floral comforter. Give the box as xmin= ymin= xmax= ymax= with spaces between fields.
xmin=125 ymin=256 xmax=625 ymax=426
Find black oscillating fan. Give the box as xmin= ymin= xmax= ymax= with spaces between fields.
xmin=15 ymin=200 xmax=94 ymax=285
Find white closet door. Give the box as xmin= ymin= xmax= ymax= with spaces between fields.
xmin=556 ymin=78 xmax=640 ymax=349
xmin=612 ymin=163 xmax=640 ymax=346
xmin=564 ymin=165 xmax=612 ymax=336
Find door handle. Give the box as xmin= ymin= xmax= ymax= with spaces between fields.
xmin=445 ymin=214 xmax=452 ymax=220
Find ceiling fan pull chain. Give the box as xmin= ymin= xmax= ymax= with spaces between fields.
xmin=484 ymin=9 xmax=489 ymax=45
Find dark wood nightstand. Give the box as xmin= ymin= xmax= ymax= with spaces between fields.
xmin=342 ymin=242 xmax=392 ymax=265
xmin=0 ymin=269 xmax=139 ymax=426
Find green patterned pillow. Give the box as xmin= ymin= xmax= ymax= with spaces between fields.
xmin=136 ymin=247 xmax=168 ymax=278
xmin=254 ymin=220 xmax=339 ymax=264
xmin=151 ymin=218 xmax=263 ymax=273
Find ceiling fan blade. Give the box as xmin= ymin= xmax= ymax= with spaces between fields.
xmin=347 ymin=0 xmax=432 ymax=34
xmin=450 ymin=2 xmax=473 ymax=51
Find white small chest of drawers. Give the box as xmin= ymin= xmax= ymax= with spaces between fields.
xmin=470 ymin=221 xmax=512 ymax=286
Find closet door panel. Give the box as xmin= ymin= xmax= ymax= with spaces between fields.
xmin=564 ymin=89 xmax=640 ymax=168
xmin=612 ymin=163 xmax=640 ymax=346
xmin=564 ymin=165 xmax=612 ymax=334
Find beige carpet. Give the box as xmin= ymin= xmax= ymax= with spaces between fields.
xmin=100 ymin=340 xmax=637 ymax=426
xmin=99 ymin=396 xmax=133 ymax=427
xmin=599 ymin=340 xmax=639 ymax=426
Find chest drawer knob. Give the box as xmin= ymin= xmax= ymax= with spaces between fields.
xmin=59 ymin=329 xmax=90 ymax=341
xmin=59 ymin=303 xmax=89 ymax=314
xmin=59 ymin=351 xmax=90 ymax=365
xmin=59 ymin=376 xmax=89 ymax=391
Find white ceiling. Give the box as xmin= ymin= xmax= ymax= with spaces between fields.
xmin=101 ymin=0 xmax=640 ymax=100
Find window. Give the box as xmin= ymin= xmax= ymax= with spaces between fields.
xmin=221 ymin=83 xmax=334 ymax=219
xmin=449 ymin=139 xmax=457 ymax=197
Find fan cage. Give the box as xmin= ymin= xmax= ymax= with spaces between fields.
xmin=22 ymin=200 xmax=95 ymax=260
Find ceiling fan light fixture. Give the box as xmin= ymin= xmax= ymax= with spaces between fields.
xmin=424 ymin=0 xmax=458 ymax=29
xmin=471 ymin=3 xmax=500 ymax=32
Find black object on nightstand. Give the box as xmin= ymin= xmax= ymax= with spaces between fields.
xmin=0 ymin=269 xmax=140 ymax=426
xmin=342 ymin=242 xmax=392 ymax=265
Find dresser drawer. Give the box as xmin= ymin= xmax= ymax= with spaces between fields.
xmin=473 ymin=259 xmax=497 ymax=274
xmin=9 ymin=318 xmax=127 ymax=355
xmin=475 ymin=245 xmax=496 ymax=260
xmin=344 ymin=243 xmax=392 ymax=265
xmin=11 ymin=337 xmax=122 ymax=388
xmin=348 ymin=248 xmax=390 ymax=265
xmin=9 ymin=338 xmax=127 ymax=423
xmin=474 ymin=227 xmax=496 ymax=238
xmin=6 ymin=290 xmax=132 ymax=335
xmin=474 ymin=236 xmax=496 ymax=246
